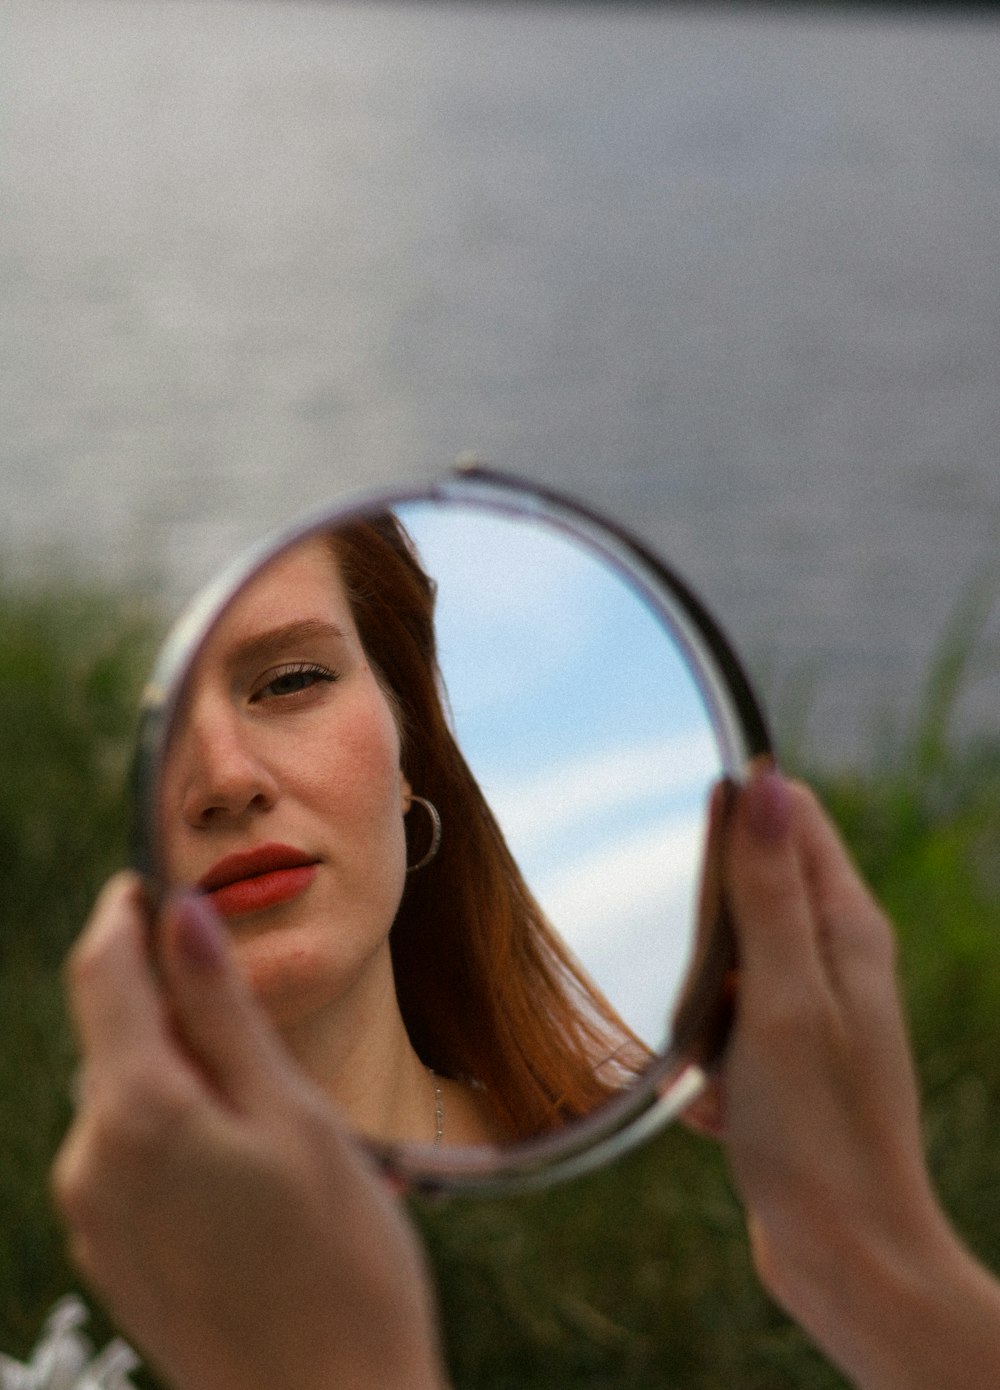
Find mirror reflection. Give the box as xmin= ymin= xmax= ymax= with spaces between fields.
xmin=155 ymin=502 xmax=725 ymax=1150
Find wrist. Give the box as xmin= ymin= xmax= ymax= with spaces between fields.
xmin=794 ymin=1213 xmax=1000 ymax=1390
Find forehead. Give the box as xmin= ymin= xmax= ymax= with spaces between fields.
xmin=208 ymin=536 xmax=359 ymax=657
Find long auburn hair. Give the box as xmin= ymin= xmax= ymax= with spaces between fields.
xmin=333 ymin=512 xmax=650 ymax=1142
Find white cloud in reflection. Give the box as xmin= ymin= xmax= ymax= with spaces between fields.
xmin=472 ymin=730 xmax=719 ymax=1044
xmin=483 ymin=726 xmax=719 ymax=852
xmin=533 ymin=814 xmax=704 ymax=1047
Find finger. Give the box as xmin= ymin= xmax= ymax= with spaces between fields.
xmin=794 ymin=789 xmax=897 ymax=972
xmin=157 ymin=892 xmax=295 ymax=1113
xmin=66 ymin=872 xmax=170 ymax=1071
xmin=725 ymin=768 xmax=826 ymax=1001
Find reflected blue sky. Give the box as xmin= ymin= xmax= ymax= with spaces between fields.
xmin=397 ymin=501 xmax=722 ymax=1046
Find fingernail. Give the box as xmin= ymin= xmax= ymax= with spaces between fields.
xmin=175 ymin=892 xmax=226 ymax=969
xmin=744 ymin=767 xmax=792 ymax=843
xmin=709 ymin=775 xmax=738 ymax=818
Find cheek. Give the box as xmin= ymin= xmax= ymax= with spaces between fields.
xmin=306 ymin=690 xmax=407 ymax=850
xmin=157 ymin=741 xmax=187 ymax=860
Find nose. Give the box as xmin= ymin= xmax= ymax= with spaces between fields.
xmin=170 ymin=698 xmax=278 ymax=830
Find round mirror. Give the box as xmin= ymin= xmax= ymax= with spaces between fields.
xmin=132 ymin=468 xmax=770 ymax=1193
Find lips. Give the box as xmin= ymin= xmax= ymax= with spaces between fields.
xmin=197 ymin=843 xmax=320 ymax=919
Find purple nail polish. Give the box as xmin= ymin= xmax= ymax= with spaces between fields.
xmin=746 ymin=768 xmax=792 ymax=843
xmin=176 ymin=892 xmax=226 ymax=968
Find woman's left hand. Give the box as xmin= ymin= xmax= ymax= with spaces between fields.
xmin=685 ymin=771 xmax=1000 ymax=1389
xmin=52 ymin=873 xmax=446 ymax=1390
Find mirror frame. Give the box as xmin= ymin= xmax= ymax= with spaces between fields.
xmin=131 ymin=465 xmax=770 ymax=1194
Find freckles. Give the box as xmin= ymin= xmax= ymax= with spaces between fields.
xmin=306 ymin=695 xmax=402 ymax=815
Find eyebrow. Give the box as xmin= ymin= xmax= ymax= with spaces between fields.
xmin=228 ymin=619 xmax=351 ymax=670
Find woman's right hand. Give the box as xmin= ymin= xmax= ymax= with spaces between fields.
xmin=52 ymin=874 xmax=446 ymax=1390
xmin=687 ymin=769 xmax=1000 ymax=1389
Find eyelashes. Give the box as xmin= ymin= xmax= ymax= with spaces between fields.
xmin=250 ymin=662 xmax=341 ymax=704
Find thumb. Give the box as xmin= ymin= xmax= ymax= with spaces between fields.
xmin=157 ymin=891 xmax=292 ymax=1113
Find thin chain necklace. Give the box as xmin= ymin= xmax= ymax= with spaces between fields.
xmin=428 ymin=1068 xmax=444 ymax=1146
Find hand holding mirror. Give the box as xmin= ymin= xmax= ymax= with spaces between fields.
xmin=132 ymin=468 xmax=770 ymax=1192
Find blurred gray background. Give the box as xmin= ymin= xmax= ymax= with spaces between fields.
xmin=3 ymin=1 xmax=999 ymax=766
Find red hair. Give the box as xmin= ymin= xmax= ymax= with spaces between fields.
xmin=333 ymin=514 xmax=650 ymax=1141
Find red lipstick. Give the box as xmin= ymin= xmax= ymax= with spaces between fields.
xmin=198 ymin=844 xmax=319 ymax=919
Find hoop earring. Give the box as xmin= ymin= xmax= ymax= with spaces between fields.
xmin=405 ymin=796 xmax=441 ymax=873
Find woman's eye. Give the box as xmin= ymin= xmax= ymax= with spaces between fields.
xmin=251 ymin=664 xmax=339 ymax=703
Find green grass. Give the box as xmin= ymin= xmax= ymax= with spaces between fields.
xmin=0 ymin=564 xmax=997 ymax=1389
xmin=0 ymin=571 xmax=156 ymax=1359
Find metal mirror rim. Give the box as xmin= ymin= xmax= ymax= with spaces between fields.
xmin=129 ymin=465 xmax=771 ymax=1195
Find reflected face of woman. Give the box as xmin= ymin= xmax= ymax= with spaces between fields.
xmin=159 ymin=537 xmax=412 ymax=1029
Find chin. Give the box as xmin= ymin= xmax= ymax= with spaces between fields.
xmin=234 ymin=919 xmax=388 ymax=1030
